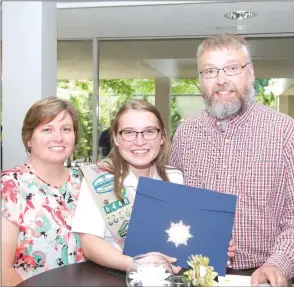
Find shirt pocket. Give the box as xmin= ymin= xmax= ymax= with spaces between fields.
xmin=243 ymin=159 xmax=277 ymax=211
xmin=184 ymin=168 xmax=205 ymax=188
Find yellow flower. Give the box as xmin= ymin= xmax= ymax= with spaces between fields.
xmin=183 ymin=255 xmax=218 ymax=287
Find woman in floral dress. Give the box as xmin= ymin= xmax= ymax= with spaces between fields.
xmin=1 ymin=97 xmax=85 ymax=286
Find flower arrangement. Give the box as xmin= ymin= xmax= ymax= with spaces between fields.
xmin=181 ymin=255 xmax=218 ymax=287
xmin=128 ymin=263 xmax=172 ymax=286
xmin=126 ymin=254 xmax=174 ymax=287
xmin=126 ymin=254 xmax=218 ymax=287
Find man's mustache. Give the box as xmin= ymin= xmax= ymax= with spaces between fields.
xmin=212 ymin=83 xmax=237 ymax=93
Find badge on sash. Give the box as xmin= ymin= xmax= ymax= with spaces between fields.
xmin=93 ymin=173 xmax=114 ymax=194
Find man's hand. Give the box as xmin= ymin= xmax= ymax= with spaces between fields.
xmin=227 ymin=239 xmax=235 ymax=258
xmin=251 ymin=264 xmax=288 ymax=287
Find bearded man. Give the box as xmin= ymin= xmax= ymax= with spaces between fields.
xmin=170 ymin=33 xmax=294 ymax=287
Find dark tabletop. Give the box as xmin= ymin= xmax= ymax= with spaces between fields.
xmin=17 ymin=262 xmax=252 ymax=287
xmin=17 ymin=261 xmax=126 ymax=286
xmin=17 ymin=262 xmax=293 ymax=287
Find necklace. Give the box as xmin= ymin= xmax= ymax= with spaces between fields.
xmin=25 ymin=163 xmax=69 ymax=189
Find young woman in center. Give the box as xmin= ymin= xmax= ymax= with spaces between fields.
xmin=72 ymin=99 xmax=234 ymax=272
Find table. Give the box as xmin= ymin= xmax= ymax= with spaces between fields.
xmin=17 ymin=261 xmax=125 ymax=286
xmin=17 ymin=262 xmax=248 ymax=287
xmin=17 ymin=262 xmax=294 ymax=286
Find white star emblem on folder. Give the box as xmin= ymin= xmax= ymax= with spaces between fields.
xmin=165 ymin=220 xmax=193 ymax=247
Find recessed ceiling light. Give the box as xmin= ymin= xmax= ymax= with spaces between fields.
xmin=224 ymin=11 xmax=256 ymax=20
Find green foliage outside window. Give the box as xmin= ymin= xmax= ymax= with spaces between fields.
xmin=254 ymin=79 xmax=276 ymax=108
xmin=58 ymin=78 xmax=274 ymax=161
xmin=58 ymin=79 xmax=186 ymax=161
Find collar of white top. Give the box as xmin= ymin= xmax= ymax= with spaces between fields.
xmin=123 ymin=166 xmax=160 ymax=188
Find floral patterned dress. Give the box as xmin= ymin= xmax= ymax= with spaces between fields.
xmin=1 ymin=164 xmax=85 ymax=280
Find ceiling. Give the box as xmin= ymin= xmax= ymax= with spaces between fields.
xmin=56 ymin=1 xmax=294 ymax=79
xmin=57 ymin=1 xmax=294 ymax=38
xmin=281 ymin=85 xmax=294 ymax=96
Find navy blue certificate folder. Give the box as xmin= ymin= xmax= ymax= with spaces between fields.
xmin=123 ymin=177 xmax=237 ymax=276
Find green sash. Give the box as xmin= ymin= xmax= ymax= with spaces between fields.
xmin=80 ymin=163 xmax=135 ymax=249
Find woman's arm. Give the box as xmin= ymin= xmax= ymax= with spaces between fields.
xmin=74 ymin=178 xmax=133 ymax=271
xmin=80 ymin=233 xmax=180 ymax=273
xmin=80 ymin=233 xmax=133 ymax=271
xmin=2 ymin=215 xmax=23 ymax=286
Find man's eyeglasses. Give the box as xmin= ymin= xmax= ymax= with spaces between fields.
xmin=200 ymin=62 xmax=251 ymax=79
xmin=119 ymin=128 xmax=160 ymax=142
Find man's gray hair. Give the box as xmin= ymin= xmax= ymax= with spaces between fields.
xmin=197 ymin=33 xmax=251 ymax=72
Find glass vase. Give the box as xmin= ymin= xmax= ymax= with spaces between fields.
xmin=126 ymin=253 xmax=174 ymax=287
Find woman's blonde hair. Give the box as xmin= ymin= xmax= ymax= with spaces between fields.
xmin=22 ymin=97 xmax=79 ymax=152
xmin=100 ymin=99 xmax=169 ymax=200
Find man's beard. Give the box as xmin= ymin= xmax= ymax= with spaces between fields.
xmin=202 ymin=81 xmax=255 ymax=120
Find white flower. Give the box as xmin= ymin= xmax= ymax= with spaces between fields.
xmin=129 ymin=263 xmax=172 ymax=286
xmin=200 ymin=266 xmax=207 ymax=278
xmin=192 ymin=268 xmax=198 ymax=286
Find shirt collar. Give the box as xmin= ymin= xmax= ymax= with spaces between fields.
xmin=123 ymin=166 xmax=160 ymax=188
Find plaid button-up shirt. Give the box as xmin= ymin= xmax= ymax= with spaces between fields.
xmin=170 ymin=101 xmax=294 ymax=278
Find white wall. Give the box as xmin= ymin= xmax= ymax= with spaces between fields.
xmin=176 ymin=95 xmax=205 ymax=119
xmin=2 ymin=2 xmax=57 ymax=169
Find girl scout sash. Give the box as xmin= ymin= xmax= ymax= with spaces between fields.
xmin=80 ymin=163 xmax=135 ymax=250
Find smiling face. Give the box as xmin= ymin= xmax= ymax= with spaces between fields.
xmin=113 ymin=110 xmax=164 ymax=175
xmin=28 ymin=111 xmax=75 ymax=166
xmin=199 ymin=47 xmax=255 ymax=120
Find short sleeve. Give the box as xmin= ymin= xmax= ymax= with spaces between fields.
xmin=166 ymin=168 xmax=184 ymax=185
xmin=1 ymin=172 xmax=22 ymax=226
xmin=72 ymin=178 xmax=107 ymax=237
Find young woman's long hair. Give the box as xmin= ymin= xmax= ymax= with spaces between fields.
xmin=99 ymin=99 xmax=170 ymax=200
